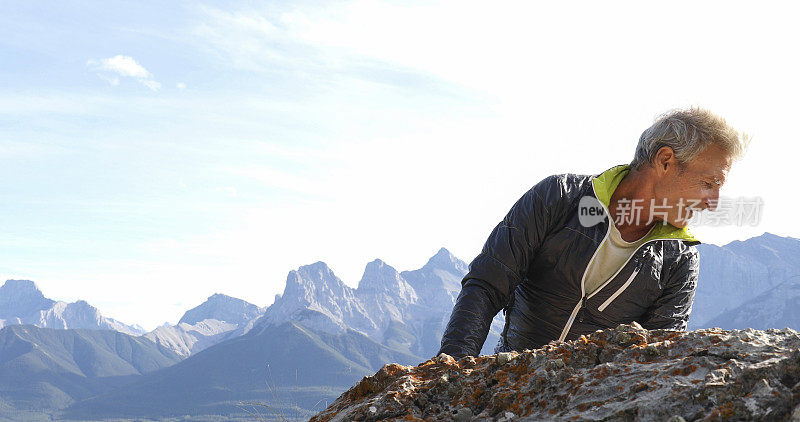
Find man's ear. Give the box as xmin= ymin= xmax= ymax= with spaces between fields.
xmin=654 ymin=146 xmax=676 ymax=174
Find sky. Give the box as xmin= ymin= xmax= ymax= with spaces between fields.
xmin=1 ymin=1 xmax=798 ymax=330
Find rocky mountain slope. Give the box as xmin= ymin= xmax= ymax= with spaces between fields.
xmin=261 ymin=248 xmax=505 ymax=358
xmin=63 ymin=317 xmax=421 ymax=420
xmin=178 ymin=293 xmax=262 ymax=326
xmin=143 ymin=293 xmax=263 ymax=357
xmin=692 ymin=233 xmax=800 ymax=329
xmin=312 ymin=323 xmax=800 ymax=421
xmin=705 ymin=278 xmax=800 ymax=330
xmin=0 ymin=280 xmax=144 ymax=335
xmin=0 ymin=325 xmax=181 ymax=417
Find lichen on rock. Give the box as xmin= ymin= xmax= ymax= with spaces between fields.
xmin=310 ymin=324 xmax=800 ymax=421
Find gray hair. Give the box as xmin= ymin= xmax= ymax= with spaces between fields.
xmin=631 ymin=108 xmax=749 ymax=170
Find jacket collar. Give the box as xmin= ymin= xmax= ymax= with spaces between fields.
xmin=592 ymin=164 xmax=700 ymax=244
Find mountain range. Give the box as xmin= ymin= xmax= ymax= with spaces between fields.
xmin=0 ymin=325 xmax=181 ymax=419
xmin=144 ymin=293 xmax=264 ymax=357
xmin=2 ymin=234 xmax=800 ymax=419
xmin=63 ymin=248 xmax=488 ymax=419
xmin=0 ymin=280 xmax=145 ymax=336
xmin=691 ymin=232 xmax=800 ymax=329
xmin=0 ymin=247 xmax=501 ymax=419
xmin=259 ymin=248 xmax=504 ymax=358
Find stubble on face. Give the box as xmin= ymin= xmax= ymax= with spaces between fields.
xmin=660 ymin=144 xmax=733 ymax=228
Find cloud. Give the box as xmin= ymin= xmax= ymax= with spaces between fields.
xmin=176 ymin=82 xmax=187 ymax=90
xmin=140 ymin=79 xmax=162 ymax=91
xmin=94 ymin=55 xmax=151 ymax=78
xmin=87 ymin=55 xmax=161 ymax=91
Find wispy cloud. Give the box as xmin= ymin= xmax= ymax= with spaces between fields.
xmin=87 ymin=55 xmax=162 ymax=91
xmin=191 ymin=6 xmax=306 ymax=72
xmin=190 ymin=4 xmax=461 ymax=95
xmin=139 ymin=79 xmax=162 ymax=91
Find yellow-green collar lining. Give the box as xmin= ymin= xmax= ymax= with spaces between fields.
xmin=592 ymin=164 xmax=700 ymax=244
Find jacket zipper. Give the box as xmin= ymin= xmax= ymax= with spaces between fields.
xmin=598 ymin=267 xmax=640 ymax=312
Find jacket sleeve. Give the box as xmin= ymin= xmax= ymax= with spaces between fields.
xmin=437 ymin=175 xmax=568 ymax=358
xmin=437 ymin=280 xmax=504 ymax=359
xmin=639 ymin=246 xmax=700 ymax=331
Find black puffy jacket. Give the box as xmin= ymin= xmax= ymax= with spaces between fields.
xmin=438 ymin=165 xmax=700 ymax=359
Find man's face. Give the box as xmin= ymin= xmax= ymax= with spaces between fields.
xmin=652 ymin=144 xmax=733 ymax=228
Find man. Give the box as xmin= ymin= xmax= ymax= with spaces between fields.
xmin=438 ymin=108 xmax=748 ymax=359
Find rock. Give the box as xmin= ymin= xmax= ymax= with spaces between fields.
xmin=496 ymin=352 xmax=515 ymax=365
xmin=310 ymin=324 xmax=800 ymax=421
xmin=497 ymin=411 xmax=517 ymax=421
xmin=791 ymin=404 xmax=800 ymax=421
xmin=453 ymin=407 xmax=473 ymax=421
xmin=435 ymin=353 xmax=455 ymax=365
xmin=750 ymin=378 xmax=772 ymax=397
xmin=459 ymin=355 xmax=477 ymax=367
xmin=615 ymin=332 xmax=631 ymax=344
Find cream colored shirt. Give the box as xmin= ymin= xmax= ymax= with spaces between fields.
xmin=584 ymin=220 xmax=653 ymax=296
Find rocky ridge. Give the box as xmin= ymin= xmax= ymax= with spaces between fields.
xmin=0 ymin=279 xmax=144 ymax=335
xmin=144 ymin=293 xmax=263 ymax=357
xmin=177 ymin=293 xmax=262 ymax=326
xmin=261 ymin=249 xmax=506 ymax=357
xmin=311 ymin=323 xmax=800 ymax=421
xmin=691 ymin=233 xmax=800 ymax=329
